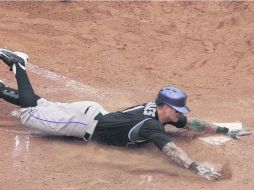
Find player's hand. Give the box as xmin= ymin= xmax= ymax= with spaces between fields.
xmin=227 ymin=129 xmax=251 ymax=139
xmin=196 ymin=165 xmax=221 ymax=180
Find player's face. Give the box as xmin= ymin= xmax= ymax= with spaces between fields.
xmin=164 ymin=106 xmax=182 ymax=123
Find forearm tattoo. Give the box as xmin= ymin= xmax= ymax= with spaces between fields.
xmin=186 ymin=119 xmax=217 ymax=133
xmin=162 ymin=142 xmax=193 ymax=169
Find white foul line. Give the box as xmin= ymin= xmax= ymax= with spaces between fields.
xmin=26 ymin=62 xmax=102 ymax=98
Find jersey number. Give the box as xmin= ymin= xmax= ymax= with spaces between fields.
xmin=143 ymin=102 xmax=156 ymax=117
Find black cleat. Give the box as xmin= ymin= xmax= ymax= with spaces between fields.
xmin=0 ymin=80 xmax=20 ymax=105
xmin=0 ymin=80 xmax=6 ymax=98
xmin=0 ymin=48 xmax=28 ymax=71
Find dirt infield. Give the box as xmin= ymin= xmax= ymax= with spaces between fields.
xmin=0 ymin=1 xmax=254 ymax=190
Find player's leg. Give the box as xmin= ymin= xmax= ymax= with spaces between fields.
xmin=0 ymin=49 xmax=40 ymax=108
xmin=19 ymin=99 xmax=99 ymax=139
xmin=54 ymin=100 xmax=108 ymax=116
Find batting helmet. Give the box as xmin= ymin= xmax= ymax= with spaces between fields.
xmin=155 ymin=86 xmax=190 ymax=113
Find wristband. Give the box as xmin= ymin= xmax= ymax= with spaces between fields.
xmin=216 ymin=126 xmax=229 ymax=134
xmin=189 ymin=162 xmax=199 ymax=172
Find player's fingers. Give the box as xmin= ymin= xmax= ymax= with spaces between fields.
xmin=207 ymin=172 xmax=221 ymax=180
xmin=203 ymin=170 xmax=221 ymax=180
xmin=204 ymin=174 xmax=218 ymax=180
xmin=235 ymin=135 xmax=240 ymax=140
xmin=239 ymin=130 xmax=251 ymax=136
xmin=212 ymin=171 xmax=222 ymax=178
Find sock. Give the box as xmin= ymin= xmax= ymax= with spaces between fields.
xmin=14 ymin=63 xmax=40 ymax=108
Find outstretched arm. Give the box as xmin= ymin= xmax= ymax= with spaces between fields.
xmin=184 ymin=118 xmax=251 ymax=139
xmin=162 ymin=141 xmax=221 ymax=180
xmin=184 ymin=118 xmax=219 ymax=133
xmin=167 ymin=115 xmax=220 ymax=134
xmin=139 ymin=119 xmax=221 ymax=180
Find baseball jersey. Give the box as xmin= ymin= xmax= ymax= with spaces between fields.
xmin=92 ymin=102 xmax=187 ymax=150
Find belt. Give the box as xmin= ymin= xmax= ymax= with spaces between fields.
xmin=83 ymin=112 xmax=103 ymax=142
xmin=95 ymin=112 xmax=103 ymax=120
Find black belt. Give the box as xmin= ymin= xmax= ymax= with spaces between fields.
xmin=83 ymin=112 xmax=104 ymax=141
xmin=95 ymin=112 xmax=103 ymax=120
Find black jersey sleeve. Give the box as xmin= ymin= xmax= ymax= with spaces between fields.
xmin=139 ymin=119 xmax=171 ymax=150
xmin=167 ymin=115 xmax=187 ymax=128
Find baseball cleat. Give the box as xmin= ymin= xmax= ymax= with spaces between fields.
xmin=0 ymin=80 xmax=6 ymax=98
xmin=0 ymin=48 xmax=29 ymax=71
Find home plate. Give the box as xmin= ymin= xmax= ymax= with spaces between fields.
xmin=199 ymin=123 xmax=243 ymax=145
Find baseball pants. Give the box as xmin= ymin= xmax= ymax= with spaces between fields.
xmin=19 ymin=98 xmax=108 ymax=140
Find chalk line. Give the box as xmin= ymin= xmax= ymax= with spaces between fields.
xmin=26 ymin=62 xmax=102 ymax=98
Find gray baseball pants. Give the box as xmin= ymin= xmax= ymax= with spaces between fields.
xmin=19 ymin=98 xmax=108 ymax=141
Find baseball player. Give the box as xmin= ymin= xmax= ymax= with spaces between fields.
xmin=0 ymin=48 xmax=251 ymax=181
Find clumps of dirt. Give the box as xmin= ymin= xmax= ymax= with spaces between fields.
xmin=220 ymin=163 xmax=233 ymax=180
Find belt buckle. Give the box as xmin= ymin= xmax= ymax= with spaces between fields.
xmin=83 ymin=133 xmax=91 ymax=142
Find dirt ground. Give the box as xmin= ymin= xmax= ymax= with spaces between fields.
xmin=0 ymin=1 xmax=254 ymax=190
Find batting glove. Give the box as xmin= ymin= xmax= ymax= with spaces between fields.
xmin=217 ymin=127 xmax=252 ymax=140
xmin=227 ymin=129 xmax=252 ymax=139
xmin=196 ymin=165 xmax=221 ymax=181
